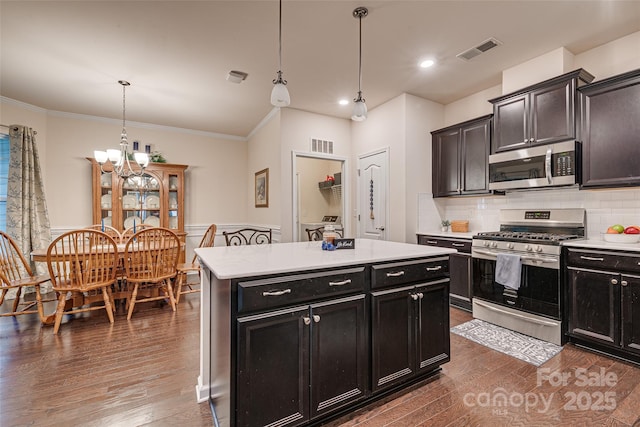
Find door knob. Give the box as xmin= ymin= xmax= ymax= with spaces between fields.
xmin=376 ymin=226 xmax=385 ymax=231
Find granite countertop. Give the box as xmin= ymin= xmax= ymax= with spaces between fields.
xmin=196 ymin=239 xmax=456 ymax=280
xmin=562 ymin=238 xmax=640 ymax=253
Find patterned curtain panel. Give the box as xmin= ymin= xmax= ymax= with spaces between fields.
xmin=7 ymin=125 xmax=52 ymax=292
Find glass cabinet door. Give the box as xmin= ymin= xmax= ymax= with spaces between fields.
xmin=121 ymin=174 xmax=161 ymax=230
xmin=99 ymin=172 xmax=114 ymax=228
xmin=168 ymin=173 xmax=180 ymax=230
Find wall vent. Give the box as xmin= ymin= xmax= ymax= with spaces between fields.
xmin=456 ymin=37 xmax=502 ymax=61
xmin=310 ymin=138 xmax=334 ymax=154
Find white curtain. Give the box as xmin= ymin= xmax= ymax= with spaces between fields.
xmin=7 ymin=125 xmax=51 ymax=291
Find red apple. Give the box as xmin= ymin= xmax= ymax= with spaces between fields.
xmin=624 ymin=226 xmax=640 ymax=234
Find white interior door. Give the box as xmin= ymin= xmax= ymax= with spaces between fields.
xmin=358 ymin=149 xmax=389 ymax=240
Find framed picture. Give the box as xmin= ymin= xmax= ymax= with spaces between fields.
xmin=255 ymin=168 xmax=269 ymax=208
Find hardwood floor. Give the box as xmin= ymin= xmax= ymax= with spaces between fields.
xmin=2 ymin=294 xmax=639 ymax=426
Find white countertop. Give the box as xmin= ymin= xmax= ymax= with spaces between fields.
xmin=196 ymin=239 xmax=456 ymax=280
xmin=562 ymin=238 xmax=640 ymax=253
xmin=416 ymin=230 xmax=477 ymax=239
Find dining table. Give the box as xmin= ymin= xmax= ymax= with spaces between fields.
xmin=30 ymin=241 xmax=184 ymax=324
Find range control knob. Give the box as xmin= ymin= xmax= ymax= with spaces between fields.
xmin=536 ymin=245 xmax=543 ymax=252
xmin=525 ymin=244 xmax=533 ymax=251
xmin=491 ymin=242 xmax=498 ymax=248
xmin=507 ymin=243 xmax=514 ymax=249
xmin=483 ymin=241 xmax=490 ymax=247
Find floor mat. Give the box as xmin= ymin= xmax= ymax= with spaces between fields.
xmin=451 ymin=318 xmax=563 ymax=366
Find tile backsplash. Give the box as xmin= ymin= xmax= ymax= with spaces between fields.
xmin=418 ymin=186 xmax=640 ymax=239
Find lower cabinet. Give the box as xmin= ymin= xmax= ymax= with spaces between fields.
xmin=371 ymin=278 xmax=450 ymax=392
xmin=236 ymin=295 xmax=367 ymax=427
xmin=566 ymin=248 xmax=640 ymax=359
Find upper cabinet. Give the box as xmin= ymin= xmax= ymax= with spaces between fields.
xmin=489 ymin=69 xmax=594 ymax=153
xmin=579 ymin=68 xmax=640 ymax=189
xmin=432 ymin=115 xmax=492 ymax=198
xmin=89 ymin=159 xmax=188 ymax=233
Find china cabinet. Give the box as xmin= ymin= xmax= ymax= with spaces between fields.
xmin=89 ymin=159 xmax=188 ymax=257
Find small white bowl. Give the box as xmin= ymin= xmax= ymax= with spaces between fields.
xmin=603 ymin=233 xmax=640 ymax=243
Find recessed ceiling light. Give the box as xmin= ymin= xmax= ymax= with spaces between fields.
xmin=339 ymin=99 xmax=349 ymax=106
xmin=419 ymin=59 xmax=435 ymax=68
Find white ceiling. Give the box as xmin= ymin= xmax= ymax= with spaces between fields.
xmin=1 ymin=1 xmax=639 ymax=138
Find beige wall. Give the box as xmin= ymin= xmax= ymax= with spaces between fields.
xmin=575 ymin=31 xmax=640 ymax=81
xmin=0 ymin=99 xmax=248 ymax=230
xmin=297 ymin=157 xmax=342 ymax=224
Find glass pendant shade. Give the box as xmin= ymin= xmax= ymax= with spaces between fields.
xmin=271 ymin=81 xmax=290 ymax=107
xmin=351 ymin=99 xmax=368 ymax=121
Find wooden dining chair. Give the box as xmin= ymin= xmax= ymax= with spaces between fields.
xmin=305 ymin=226 xmax=343 ymax=241
xmin=174 ymin=224 xmax=217 ymax=304
xmin=85 ymin=224 xmax=123 ymax=243
xmin=123 ymin=227 xmax=180 ymax=319
xmin=121 ymin=223 xmax=153 ymax=242
xmin=46 ymin=229 xmax=120 ymax=334
xmin=223 ymin=228 xmax=272 ymax=246
xmin=0 ymin=231 xmax=53 ymax=321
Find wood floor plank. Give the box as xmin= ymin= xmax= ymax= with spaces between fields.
xmin=2 ymin=297 xmax=640 ymax=426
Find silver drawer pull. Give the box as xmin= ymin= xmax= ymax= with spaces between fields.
xmin=386 ymin=271 xmax=405 ymax=278
xmin=426 ymin=240 xmax=438 ymax=244
xmin=451 ymin=243 xmax=465 ymax=247
xmin=329 ymin=279 xmax=352 ymax=286
xmin=580 ymin=256 xmax=604 ymax=261
xmin=262 ymin=289 xmax=292 ymax=296
xmin=303 ymin=316 xmax=311 ymax=325
xmin=313 ymin=315 xmax=320 ymax=323
xmin=426 ymin=266 xmax=442 ymax=271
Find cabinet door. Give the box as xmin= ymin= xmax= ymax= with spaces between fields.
xmin=310 ymin=295 xmax=367 ymax=418
xmin=432 ymin=129 xmax=460 ymax=197
xmin=415 ymin=279 xmax=450 ymax=374
xmin=371 ymin=285 xmax=415 ymax=392
xmin=530 ymin=79 xmax=574 ymax=146
xmin=236 ymin=306 xmax=310 ymax=427
xmin=449 ymin=253 xmax=471 ymax=302
xmin=622 ymin=275 xmax=640 ymax=355
xmin=492 ymin=94 xmax=528 ymax=153
xmin=461 ymin=118 xmax=490 ymax=194
xmin=568 ymin=268 xmax=620 ymax=346
xmin=580 ymin=72 xmax=640 ymax=188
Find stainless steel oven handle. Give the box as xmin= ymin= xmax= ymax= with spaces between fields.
xmin=580 ymin=255 xmax=604 ymax=262
xmin=473 ymin=249 xmax=556 ymax=263
xmin=545 ymin=147 xmax=552 ymax=184
xmin=474 ymin=300 xmax=558 ymax=327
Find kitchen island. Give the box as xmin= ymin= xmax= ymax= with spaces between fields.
xmin=195 ymin=239 xmax=455 ymax=427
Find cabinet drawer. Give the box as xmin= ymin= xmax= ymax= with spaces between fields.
xmin=418 ymin=235 xmax=471 ymax=254
xmin=371 ymin=257 xmax=449 ymax=289
xmin=236 ymin=267 xmax=366 ymax=314
xmin=566 ymin=248 xmax=640 ymax=273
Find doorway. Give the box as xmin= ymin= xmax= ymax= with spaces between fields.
xmin=357 ymin=148 xmax=389 ymax=240
xmin=292 ymin=152 xmax=347 ymax=242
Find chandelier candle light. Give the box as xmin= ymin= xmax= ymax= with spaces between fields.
xmin=94 ymin=80 xmax=149 ymax=178
xmin=270 ymin=0 xmax=290 ymax=107
xmin=352 ymin=7 xmax=368 ymax=121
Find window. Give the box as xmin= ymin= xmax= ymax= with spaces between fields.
xmin=0 ymin=132 xmax=9 ymax=231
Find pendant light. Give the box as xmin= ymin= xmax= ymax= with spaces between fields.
xmin=94 ymin=80 xmax=149 ymax=178
xmin=352 ymin=7 xmax=368 ymax=121
xmin=270 ymin=0 xmax=290 ymax=107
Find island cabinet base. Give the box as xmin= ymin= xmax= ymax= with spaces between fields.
xmin=199 ymin=248 xmax=452 ymax=427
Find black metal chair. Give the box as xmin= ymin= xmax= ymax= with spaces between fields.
xmin=223 ymin=228 xmax=272 ymax=246
xmin=305 ymin=226 xmax=343 ymax=241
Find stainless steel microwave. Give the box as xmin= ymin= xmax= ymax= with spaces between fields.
xmin=489 ymin=140 xmax=577 ymax=190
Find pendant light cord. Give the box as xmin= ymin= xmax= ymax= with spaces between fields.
xmin=358 ymin=12 xmax=362 ymax=95
xmin=278 ymin=0 xmax=283 ymax=72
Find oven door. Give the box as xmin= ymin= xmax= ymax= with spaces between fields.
xmin=471 ymin=248 xmax=561 ymax=319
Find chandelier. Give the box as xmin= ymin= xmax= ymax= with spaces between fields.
xmin=352 ymin=7 xmax=368 ymax=121
xmin=270 ymin=0 xmax=290 ymax=107
xmin=94 ymin=80 xmax=149 ymax=178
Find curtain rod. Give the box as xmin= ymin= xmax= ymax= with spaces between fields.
xmin=1 ymin=123 xmax=37 ymax=135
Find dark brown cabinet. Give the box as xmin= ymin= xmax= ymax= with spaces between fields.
xmin=489 ymin=69 xmax=594 ymax=153
xmin=579 ymin=68 xmax=640 ymax=188
xmin=417 ymin=234 xmax=471 ymax=311
xmin=566 ymin=248 xmax=640 ymax=360
xmin=236 ymin=295 xmax=367 ymax=427
xmin=370 ymin=258 xmax=450 ymax=392
xmin=432 ymin=115 xmax=492 ymax=197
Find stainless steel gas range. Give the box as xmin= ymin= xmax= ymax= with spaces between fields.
xmin=471 ymin=208 xmax=586 ymax=345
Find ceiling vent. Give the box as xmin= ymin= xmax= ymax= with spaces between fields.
xmin=226 ymin=70 xmax=248 ymax=83
xmin=456 ymin=37 xmax=502 ymax=61
xmin=310 ymin=138 xmax=334 ymax=154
